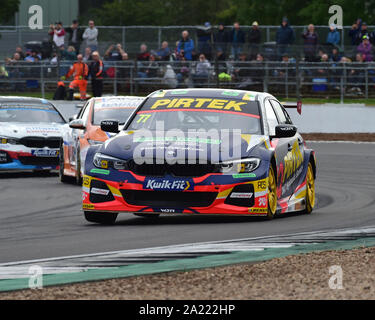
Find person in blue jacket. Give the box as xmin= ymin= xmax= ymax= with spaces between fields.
xmin=276 ymin=17 xmax=295 ymax=59
xmin=177 ymin=30 xmax=195 ymax=61
xmin=326 ymin=23 xmax=340 ymax=46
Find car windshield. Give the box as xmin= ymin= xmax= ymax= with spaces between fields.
xmin=93 ymin=98 xmax=141 ymax=125
xmin=0 ymin=102 xmax=65 ymax=123
xmin=127 ymin=95 xmax=262 ymax=134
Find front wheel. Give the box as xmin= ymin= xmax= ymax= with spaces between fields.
xmin=303 ymin=162 xmax=315 ymax=214
xmin=267 ymin=166 xmax=278 ymax=220
xmin=84 ymin=211 xmax=118 ymax=225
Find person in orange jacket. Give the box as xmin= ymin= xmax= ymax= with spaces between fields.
xmin=61 ymin=54 xmax=89 ymax=100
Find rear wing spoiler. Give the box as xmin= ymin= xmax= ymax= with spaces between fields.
xmin=281 ymin=101 xmax=302 ymax=115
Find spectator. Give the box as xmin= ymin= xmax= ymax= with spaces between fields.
xmin=66 ymin=20 xmax=83 ymax=53
xmin=355 ymin=22 xmax=371 ymax=45
xmin=348 ymin=19 xmax=362 ymax=45
xmin=61 ymin=46 xmax=77 ymax=61
xmin=276 ymin=17 xmax=295 ymax=59
xmin=197 ymin=22 xmax=213 ymax=60
xmin=104 ymin=43 xmax=125 ymax=61
xmin=15 ymin=46 xmax=25 ymax=60
xmin=0 ymin=59 xmax=9 ymax=79
xmin=82 ymin=20 xmax=99 ymax=51
xmin=176 ymin=55 xmax=190 ymax=86
xmin=215 ymin=23 xmax=228 ymax=58
xmin=357 ymin=35 xmax=373 ymax=61
xmin=193 ymin=53 xmax=211 ymax=85
xmin=232 ymin=52 xmax=251 ymax=82
xmin=156 ymin=41 xmax=171 ymax=61
xmin=137 ymin=43 xmax=151 ymax=61
xmin=302 ymin=24 xmax=318 ymax=62
xmin=83 ymin=47 xmax=92 ymax=62
xmin=11 ymin=52 xmax=22 ymax=63
xmin=24 ymin=50 xmax=41 ymax=63
xmin=326 ymin=23 xmax=340 ymax=46
xmin=48 ymin=22 xmax=65 ymax=49
xmin=330 ymin=47 xmax=342 ymax=62
xmin=138 ymin=54 xmax=159 ymax=79
xmin=89 ymin=51 xmax=104 ymax=97
xmin=348 ymin=52 xmax=365 ymax=94
xmin=248 ymin=21 xmax=261 ymax=60
xmin=117 ymin=52 xmax=132 ymax=80
xmin=228 ymin=22 xmax=245 ymax=60
xmin=177 ymin=31 xmax=195 ymax=61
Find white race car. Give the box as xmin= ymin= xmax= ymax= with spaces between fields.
xmin=0 ymin=97 xmax=66 ymax=172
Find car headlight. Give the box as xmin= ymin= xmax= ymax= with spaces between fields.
xmin=88 ymin=139 xmax=104 ymax=146
xmin=0 ymin=136 xmax=20 ymax=145
xmin=93 ymin=153 xmax=127 ymax=170
xmin=218 ymin=158 xmax=261 ymax=173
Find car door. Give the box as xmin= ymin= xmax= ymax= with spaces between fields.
xmin=270 ymin=99 xmax=304 ymax=197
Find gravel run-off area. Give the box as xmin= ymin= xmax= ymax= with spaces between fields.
xmin=1 ymin=246 xmax=374 ymax=300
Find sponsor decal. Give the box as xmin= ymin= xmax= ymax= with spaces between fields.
xmin=282 ymin=140 xmax=303 ymax=183
xmin=221 ymin=90 xmax=240 ymax=97
xmin=257 ymin=196 xmax=267 ymax=207
xmin=31 ymin=149 xmax=59 ymax=157
xmin=1 ymin=138 xmax=7 ymax=144
xmin=232 ymin=173 xmax=256 ymax=179
xmin=143 ymin=177 xmax=194 ymax=191
xmin=82 ymin=203 xmax=95 ymax=210
xmin=149 ymin=98 xmax=248 ymax=112
xmin=170 ymin=90 xmax=189 ymax=95
xmin=83 ymin=176 xmax=91 ymax=187
xmin=230 ymin=192 xmax=253 ymax=199
xmin=249 ymin=208 xmax=268 ymax=213
xmin=258 ymin=181 xmax=267 ymax=189
xmin=25 ymin=127 xmax=60 ymax=134
xmin=159 ymin=208 xmax=176 ymax=213
xmin=90 ymin=168 xmax=110 ymax=175
xmin=91 ymin=188 xmax=110 ymax=196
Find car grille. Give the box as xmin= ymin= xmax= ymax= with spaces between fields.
xmin=18 ymin=156 xmax=59 ymax=166
xmin=127 ymin=161 xmax=218 ymax=177
xmin=19 ymin=137 xmax=61 ymax=148
xmin=121 ymin=190 xmax=218 ymax=207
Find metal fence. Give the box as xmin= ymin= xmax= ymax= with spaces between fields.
xmin=0 ymin=25 xmax=373 ymax=59
xmin=1 ymin=60 xmax=375 ymax=102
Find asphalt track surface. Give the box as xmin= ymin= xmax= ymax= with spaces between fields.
xmin=0 ymin=142 xmax=374 ymax=263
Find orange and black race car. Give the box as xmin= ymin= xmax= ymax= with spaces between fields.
xmin=59 ymin=96 xmax=144 ymax=184
xmin=82 ymin=89 xmax=316 ymax=224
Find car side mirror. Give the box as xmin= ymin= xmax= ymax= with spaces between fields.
xmin=101 ymin=120 xmax=119 ymax=134
xmin=69 ymin=119 xmax=86 ymax=130
xmin=274 ymin=124 xmax=297 ymax=138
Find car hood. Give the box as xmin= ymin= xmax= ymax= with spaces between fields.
xmin=98 ymin=130 xmax=271 ymax=163
xmin=0 ymin=122 xmax=65 ymax=139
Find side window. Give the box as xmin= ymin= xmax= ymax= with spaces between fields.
xmin=81 ymin=102 xmax=92 ymax=125
xmin=264 ymin=100 xmax=278 ymax=136
xmin=77 ymin=101 xmax=89 ymax=119
xmin=271 ymin=100 xmax=292 ymax=124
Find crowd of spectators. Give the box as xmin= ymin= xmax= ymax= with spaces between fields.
xmin=2 ymin=17 xmax=375 ymax=94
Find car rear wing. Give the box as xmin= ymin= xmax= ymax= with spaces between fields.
xmin=281 ymin=101 xmax=302 ymax=115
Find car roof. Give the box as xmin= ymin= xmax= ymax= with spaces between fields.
xmin=148 ymin=88 xmax=274 ymax=101
xmin=0 ymin=96 xmax=53 ymax=104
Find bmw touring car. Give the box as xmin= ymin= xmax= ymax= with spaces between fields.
xmin=60 ymin=96 xmax=144 ymax=184
xmin=0 ymin=97 xmax=65 ymax=172
xmin=82 ymin=89 xmax=316 ymax=224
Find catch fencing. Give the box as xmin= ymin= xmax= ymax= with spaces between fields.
xmin=1 ymin=60 xmax=374 ymax=102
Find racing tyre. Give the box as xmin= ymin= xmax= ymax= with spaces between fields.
xmin=267 ymin=166 xmax=277 ymax=220
xmin=303 ymin=162 xmax=315 ymax=214
xmin=84 ymin=211 xmax=118 ymax=225
xmin=59 ymin=144 xmax=70 ymax=183
xmin=76 ymin=147 xmax=83 ymax=185
xmin=133 ymin=213 xmax=160 ymax=218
